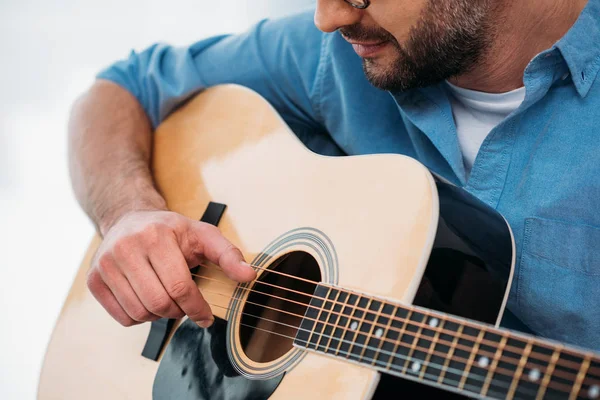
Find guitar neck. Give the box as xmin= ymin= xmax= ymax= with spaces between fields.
xmin=294 ymin=284 xmax=600 ymax=399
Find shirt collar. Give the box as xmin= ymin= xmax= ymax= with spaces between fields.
xmin=555 ymin=0 xmax=600 ymax=97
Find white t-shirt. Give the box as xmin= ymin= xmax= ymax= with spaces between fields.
xmin=446 ymin=81 xmax=526 ymax=176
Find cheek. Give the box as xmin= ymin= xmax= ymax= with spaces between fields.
xmin=371 ymin=0 xmax=427 ymax=44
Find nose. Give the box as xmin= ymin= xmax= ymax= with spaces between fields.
xmin=314 ymin=0 xmax=364 ymax=33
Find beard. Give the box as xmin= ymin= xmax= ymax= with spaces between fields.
xmin=340 ymin=0 xmax=496 ymax=92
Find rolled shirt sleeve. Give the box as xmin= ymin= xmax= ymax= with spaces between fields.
xmin=97 ymin=10 xmax=324 ymax=132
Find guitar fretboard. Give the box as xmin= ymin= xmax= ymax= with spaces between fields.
xmin=293 ymin=284 xmax=600 ymax=399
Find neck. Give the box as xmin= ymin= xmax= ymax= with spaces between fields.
xmin=449 ymin=0 xmax=589 ymax=93
xmin=294 ymin=284 xmax=600 ymax=400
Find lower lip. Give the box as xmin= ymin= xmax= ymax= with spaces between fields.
xmin=352 ymin=41 xmax=389 ymax=57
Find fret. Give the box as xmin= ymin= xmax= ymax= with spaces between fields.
xmin=369 ymin=303 xmax=396 ymax=367
xmin=570 ymin=356 xmax=591 ymax=400
xmin=463 ymin=329 xmax=504 ymax=396
xmin=459 ymin=327 xmax=486 ymax=392
xmin=373 ymin=307 xmax=408 ymax=370
xmin=346 ymin=297 xmax=373 ymax=359
xmin=419 ymin=316 xmax=445 ymax=381
xmin=357 ymin=300 xmax=384 ymax=362
xmin=536 ymin=346 xmax=562 ymax=400
xmin=481 ymin=333 xmax=508 ymax=397
xmin=315 ymin=288 xmax=343 ymax=352
xmin=345 ymin=296 xmax=373 ymax=361
xmin=507 ymin=339 xmax=533 ymax=398
xmin=425 ymin=318 xmax=456 ymax=383
xmin=439 ymin=324 xmax=480 ymax=393
xmin=444 ymin=323 xmax=479 ymax=390
xmin=486 ymin=336 xmax=527 ymax=398
xmin=294 ymin=285 xmax=328 ymax=348
xmin=438 ymin=322 xmax=464 ymax=387
xmin=306 ymin=286 xmax=334 ymax=350
xmin=511 ymin=343 xmax=555 ymax=399
xmin=578 ymin=358 xmax=600 ymax=400
xmin=322 ymin=289 xmax=349 ymax=353
xmin=385 ymin=308 xmax=413 ymax=372
xmin=400 ymin=312 xmax=429 ymax=377
xmin=334 ymin=292 xmax=361 ymax=356
xmin=546 ymin=350 xmax=587 ymax=399
xmin=404 ymin=313 xmax=441 ymax=380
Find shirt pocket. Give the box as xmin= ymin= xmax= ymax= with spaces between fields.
xmin=516 ymin=217 xmax=600 ymax=350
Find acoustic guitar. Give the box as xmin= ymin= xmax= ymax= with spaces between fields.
xmin=39 ymin=85 xmax=600 ymax=399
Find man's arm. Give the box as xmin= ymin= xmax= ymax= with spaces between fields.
xmin=69 ymin=80 xmax=165 ymax=236
xmin=69 ymin=79 xmax=256 ymax=328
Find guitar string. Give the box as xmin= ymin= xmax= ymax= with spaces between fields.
xmin=192 ymin=265 xmax=600 ymax=380
xmin=197 ymin=278 xmax=561 ymax=380
xmin=198 ymin=261 xmax=599 ymax=370
xmin=199 ymin=281 xmax=598 ymax=388
xmin=193 ymin=267 xmax=600 ymax=381
xmin=205 ymin=301 xmax=573 ymax=397
xmin=238 ymin=322 xmax=529 ymax=398
xmin=226 ymin=307 xmax=541 ymax=398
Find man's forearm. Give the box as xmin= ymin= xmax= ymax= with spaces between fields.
xmin=69 ymin=79 xmax=167 ymax=236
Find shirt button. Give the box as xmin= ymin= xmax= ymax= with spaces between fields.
xmin=545 ymin=53 xmax=552 ymax=58
xmin=562 ymin=73 xmax=570 ymax=80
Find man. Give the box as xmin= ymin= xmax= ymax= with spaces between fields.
xmin=70 ymin=0 xmax=599 ymax=352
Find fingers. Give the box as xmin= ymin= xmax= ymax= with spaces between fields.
xmin=87 ymin=270 xmax=138 ymax=327
xmin=188 ymin=222 xmax=256 ymax=283
xmin=96 ymin=256 xmax=161 ymax=324
xmin=118 ymin=253 xmax=185 ymax=319
xmin=150 ymin=236 xmax=214 ymax=326
xmin=87 ymin=211 xmax=257 ymax=328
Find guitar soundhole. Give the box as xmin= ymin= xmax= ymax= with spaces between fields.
xmin=239 ymin=251 xmax=321 ymax=363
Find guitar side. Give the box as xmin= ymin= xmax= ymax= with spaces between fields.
xmin=38 ymin=85 xmax=465 ymax=399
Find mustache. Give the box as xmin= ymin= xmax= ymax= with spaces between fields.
xmin=339 ymin=24 xmax=396 ymax=43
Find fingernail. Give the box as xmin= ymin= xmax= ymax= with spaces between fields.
xmin=196 ymin=318 xmax=214 ymax=329
xmin=241 ymin=261 xmax=252 ymax=268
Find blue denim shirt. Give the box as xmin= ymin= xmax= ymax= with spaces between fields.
xmin=98 ymin=1 xmax=600 ymax=351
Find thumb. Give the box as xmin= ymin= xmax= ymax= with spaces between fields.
xmin=189 ymin=221 xmax=257 ymax=282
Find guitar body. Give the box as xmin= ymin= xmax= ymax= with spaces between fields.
xmin=38 ymin=85 xmax=514 ymax=399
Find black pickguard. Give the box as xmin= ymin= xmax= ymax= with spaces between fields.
xmin=153 ymin=318 xmax=284 ymax=400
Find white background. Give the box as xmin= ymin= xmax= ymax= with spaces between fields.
xmin=0 ymin=1 xmax=314 ymax=398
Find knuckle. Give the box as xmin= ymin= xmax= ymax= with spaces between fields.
xmin=167 ymin=280 xmax=192 ymax=301
xmin=96 ymin=253 xmax=114 ymax=274
xmin=195 ymin=222 xmax=219 ymax=241
xmin=170 ymin=217 xmax=188 ymax=234
xmin=218 ymin=243 xmax=240 ymax=264
xmin=86 ymin=270 xmax=100 ymax=292
xmin=130 ymin=307 xmax=152 ymax=322
xmin=147 ymin=295 xmax=172 ymax=315
xmin=119 ymin=317 xmax=138 ymax=327
xmin=202 ymin=223 xmax=220 ymax=236
xmin=112 ymin=236 xmax=136 ymax=260
xmin=186 ymin=222 xmax=215 ymax=253
xmin=141 ymin=220 xmax=177 ymax=249
xmin=141 ymin=223 xmax=161 ymax=245
xmin=187 ymin=307 xmax=209 ymax=321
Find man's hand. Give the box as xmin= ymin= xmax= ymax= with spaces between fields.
xmin=86 ymin=210 xmax=256 ymax=328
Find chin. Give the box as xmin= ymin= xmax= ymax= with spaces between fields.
xmin=363 ymin=59 xmax=388 ymax=76
xmin=363 ymin=60 xmax=395 ymax=86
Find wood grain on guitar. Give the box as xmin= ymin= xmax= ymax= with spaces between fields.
xmin=38 ymin=85 xmax=600 ymax=400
